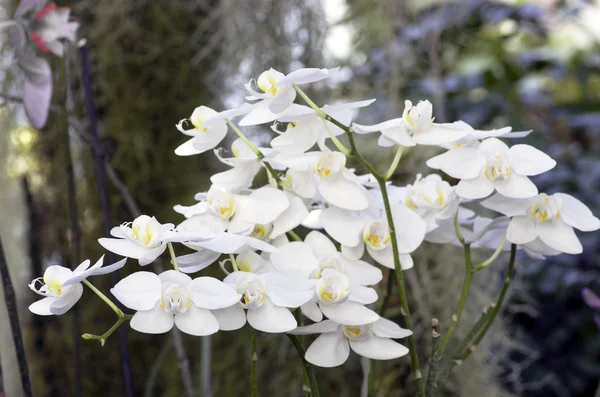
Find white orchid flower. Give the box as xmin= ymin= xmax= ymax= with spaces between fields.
xmin=239 ymin=67 xmax=338 ymax=126
xmin=353 ymin=100 xmax=471 ymax=147
xmin=288 ymin=318 xmax=411 ymax=368
xmin=433 ymin=137 xmax=556 ymax=199
xmin=220 ymin=271 xmax=315 ymax=333
xmin=211 ymin=139 xmax=263 ymax=191
xmin=175 ymin=106 xmax=229 ymax=156
xmin=29 ymin=256 xmax=126 ymax=316
xmin=395 ymin=174 xmax=472 ymax=233
xmin=425 ymin=122 xmax=531 ymax=169
xmin=270 ymin=232 xmax=381 ymax=324
xmin=271 ymin=99 xmax=375 ymax=154
xmin=274 ymin=151 xmax=369 ymax=211
xmin=173 ymin=214 xmax=277 ymax=274
xmin=320 ymin=202 xmax=426 ymax=270
xmin=111 ymin=270 xmax=240 ymax=335
xmin=98 ymin=215 xmax=207 ymax=266
xmin=176 ymin=184 xmax=291 ymax=236
xmin=481 ymin=192 xmax=600 ymax=255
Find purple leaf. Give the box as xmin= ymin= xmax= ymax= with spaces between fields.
xmin=23 ymin=70 xmax=52 ymax=129
xmin=582 ymin=287 xmax=600 ymax=310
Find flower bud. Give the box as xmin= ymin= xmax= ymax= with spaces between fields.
xmin=316 ymin=269 xmax=350 ymax=305
xmin=207 ymin=185 xmax=236 ymax=219
xmin=363 ymin=220 xmax=391 ymax=251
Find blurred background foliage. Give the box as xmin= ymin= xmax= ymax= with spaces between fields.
xmin=0 ymin=0 xmax=599 ymax=396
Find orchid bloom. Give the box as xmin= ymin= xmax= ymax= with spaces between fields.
xmin=353 ymin=100 xmax=471 ymax=147
xmin=221 ymin=271 xmax=314 ymax=333
xmin=176 ymin=184 xmax=290 ymax=236
xmin=98 ymin=215 xmax=191 ymax=266
xmin=239 ymin=67 xmax=338 ymax=126
xmin=433 ymin=137 xmax=556 ymax=199
xmin=270 ymin=99 xmax=375 ymax=154
xmin=270 ymin=232 xmax=381 ymax=325
xmin=175 ymin=106 xmax=229 ymax=156
xmin=320 ymin=201 xmax=426 ymax=270
xmin=425 ymin=122 xmax=531 ymax=169
xmin=481 ymin=192 xmax=600 ymax=256
xmin=29 ymin=256 xmax=126 ymax=315
xmin=111 ymin=270 xmax=241 ymax=335
xmin=274 ymin=151 xmax=369 ymax=211
xmin=288 ymin=318 xmax=411 ymax=368
xmin=397 ymin=173 xmax=472 ymax=233
xmin=173 ymin=214 xmax=276 ymax=274
xmin=211 ymin=138 xmax=263 ymax=191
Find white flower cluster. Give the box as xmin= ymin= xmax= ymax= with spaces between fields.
xmin=27 ymin=66 xmax=599 ymax=369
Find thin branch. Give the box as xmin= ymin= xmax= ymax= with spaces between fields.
xmin=251 ymin=329 xmax=258 ymax=397
xmin=62 ymin=48 xmax=84 ymax=397
xmin=287 ymin=334 xmax=321 ymax=397
xmin=144 ymin=338 xmax=174 ymax=397
xmin=458 ymin=244 xmax=517 ymax=362
xmin=425 ymin=319 xmax=441 ymax=395
xmin=0 ymin=236 xmax=32 ymax=397
xmin=78 ymin=41 xmax=135 ymax=397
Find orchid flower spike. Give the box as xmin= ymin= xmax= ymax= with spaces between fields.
xmin=28 ymin=256 xmax=126 ymax=315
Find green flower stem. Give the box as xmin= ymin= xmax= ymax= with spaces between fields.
xmin=453 ymin=211 xmax=465 ymax=244
xmin=384 ymin=146 xmax=404 ymax=181
xmin=288 ymin=230 xmax=303 ymax=242
xmin=321 ymin=116 xmax=352 ymax=156
xmin=251 ymin=328 xmax=258 ymax=397
xmin=168 ymin=242 xmax=180 ymax=272
xmin=438 ymin=305 xmax=494 ymax=383
xmin=437 ymin=244 xmax=472 ymax=353
xmin=82 ymin=279 xmax=132 ymax=345
xmin=426 ymin=244 xmax=472 ymax=395
xmin=458 ymin=243 xmax=517 ymax=362
xmin=287 ymin=334 xmax=321 ymax=397
xmin=472 ymin=237 xmax=507 ymax=272
xmin=294 ymin=85 xmax=425 ymax=396
xmin=424 ymin=319 xmax=441 ymax=396
xmin=83 ymin=279 xmax=123 ymax=317
xmin=292 ymin=84 xmax=326 ymax=118
xmin=369 ymin=273 xmax=396 ymax=396
xmin=229 ymin=253 xmax=239 ymax=272
xmin=82 ymin=314 xmax=133 ymax=346
xmin=225 ymin=118 xmax=282 ymax=186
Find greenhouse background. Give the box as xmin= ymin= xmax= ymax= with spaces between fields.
xmin=1 ymin=0 xmax=600 ymax=396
